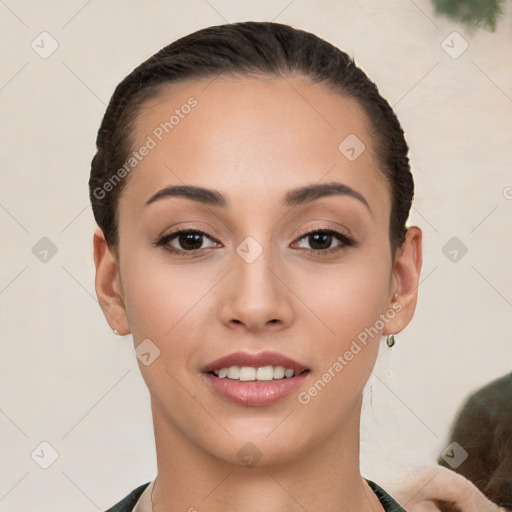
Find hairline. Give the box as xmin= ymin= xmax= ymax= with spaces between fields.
xmin=108 ymin=71 xmax=398 ymax=262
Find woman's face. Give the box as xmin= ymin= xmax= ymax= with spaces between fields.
xmin=101 ymin=75 xmax=416 ymax=465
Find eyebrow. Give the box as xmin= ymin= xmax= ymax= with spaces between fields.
xmin=144 ymin=181 xmax=371 ymax=213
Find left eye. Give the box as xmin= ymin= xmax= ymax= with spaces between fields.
xmin=293 ymin=229 xmax=354 ymax=252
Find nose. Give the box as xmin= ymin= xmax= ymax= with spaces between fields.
xmin=218 ymin=241 xmax=295 ymax=333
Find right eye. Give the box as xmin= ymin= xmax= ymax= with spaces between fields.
xmin=153 ymin=228 xmax=221 ymax=255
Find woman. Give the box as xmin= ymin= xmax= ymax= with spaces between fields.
xmin=90 ymin=21 xmax=422 ymax=511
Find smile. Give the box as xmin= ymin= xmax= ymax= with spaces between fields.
xmin=201 ymin=350 xmax=311 ymax=406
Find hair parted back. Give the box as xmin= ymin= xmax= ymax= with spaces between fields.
xmin=89 ymin=21 xmax=414 ymax=258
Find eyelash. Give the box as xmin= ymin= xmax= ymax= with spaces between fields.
xmin=153 ymin=226 xmax=356 ymax=257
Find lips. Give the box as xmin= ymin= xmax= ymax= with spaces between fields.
xmin=203 ymin=371 xmax=310 ymax=406
xmin=201 ymin=351 xmax=309 ymax=374
xmin=201 ymin=351 xmax=311 ymax=406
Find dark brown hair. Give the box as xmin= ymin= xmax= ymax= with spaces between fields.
xmin=89 ymin=21 xmax=414 ymax=258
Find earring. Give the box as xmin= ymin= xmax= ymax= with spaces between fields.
xmin=113 ymin=329 xmax=120 ymax=336
xmin=386 ymin=334 xmax=395 ymax=347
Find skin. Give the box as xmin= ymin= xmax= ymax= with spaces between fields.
xmin=93 ymin=75 xmax=423 ymax=512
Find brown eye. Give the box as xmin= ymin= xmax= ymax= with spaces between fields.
xmin=306 ymin=232 xmax=334 ymax=250
xmin=293 ymin=229 xmax=354 ymax=253
xmin=154 ymin=229 xmax=220 ymax=254
xmin=176 ymin=232 xmax=204 ymax=251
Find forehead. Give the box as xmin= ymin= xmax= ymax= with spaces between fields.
xmin=123 ymin=75 xmax=389 ymax=214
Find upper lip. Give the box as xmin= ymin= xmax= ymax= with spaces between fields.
xmin=202 ymin=351 xmax=309 ymax=374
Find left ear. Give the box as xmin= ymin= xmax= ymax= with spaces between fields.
xmin=383 ymin=226 xmax=423 ymax=335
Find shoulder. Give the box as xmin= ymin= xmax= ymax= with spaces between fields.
xmin=366 ymin=479 xmax=407 ymax=512
xmin=104 ymin=482 xmax=151 ymax=512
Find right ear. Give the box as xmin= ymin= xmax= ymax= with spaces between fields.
xmin=93 ymin=227 xmax=131 ymax=335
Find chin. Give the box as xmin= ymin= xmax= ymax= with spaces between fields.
xmin=204 ymin=428 xmax=310 ymax=468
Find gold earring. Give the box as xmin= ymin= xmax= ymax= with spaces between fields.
xmin=386 ymin=334 xmax=395 ymax=347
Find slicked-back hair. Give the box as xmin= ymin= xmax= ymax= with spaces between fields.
xmin=89 ymin=21 xmax=414 ymax=258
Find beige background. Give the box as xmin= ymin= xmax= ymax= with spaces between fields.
xmin=1 ymin=1 xmax=511 ymax=510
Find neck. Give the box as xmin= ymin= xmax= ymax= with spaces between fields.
xmin=149 ymin=395 xmax=383 ymax=512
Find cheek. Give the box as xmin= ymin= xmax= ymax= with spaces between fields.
xmin=119 ymin=248 xmax=223 ymax=386
xmin=303 ymin=254 xmax=391 ymax=340
xmin=122 ymin=259 xmax=214 ymax=339
xmin=294 ymin=264 xmax=391 ymax=424
xmin=120 ymin=258 xmax=215 ymax=407
xmin=299 ymin=252 xmax=391 ymax=385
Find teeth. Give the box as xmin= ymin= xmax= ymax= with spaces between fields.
xmin=213 ymin=365 xmax=298 ymax=381
xmin=273 ymin=366 xmax=285 ymax=379
xmin=239 ymin=367 xmax=256 ymax=381
xmin=256 ymin=366 xmax=274 ymax=380
xmin=284 ymin=368 xmax=294 ymax=378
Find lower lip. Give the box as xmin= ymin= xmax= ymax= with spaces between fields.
xmin=203 ymin=371 xmax=310 ymax=406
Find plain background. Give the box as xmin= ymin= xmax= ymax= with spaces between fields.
xmin=1 ymin=1 xmax=511 ymax=510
